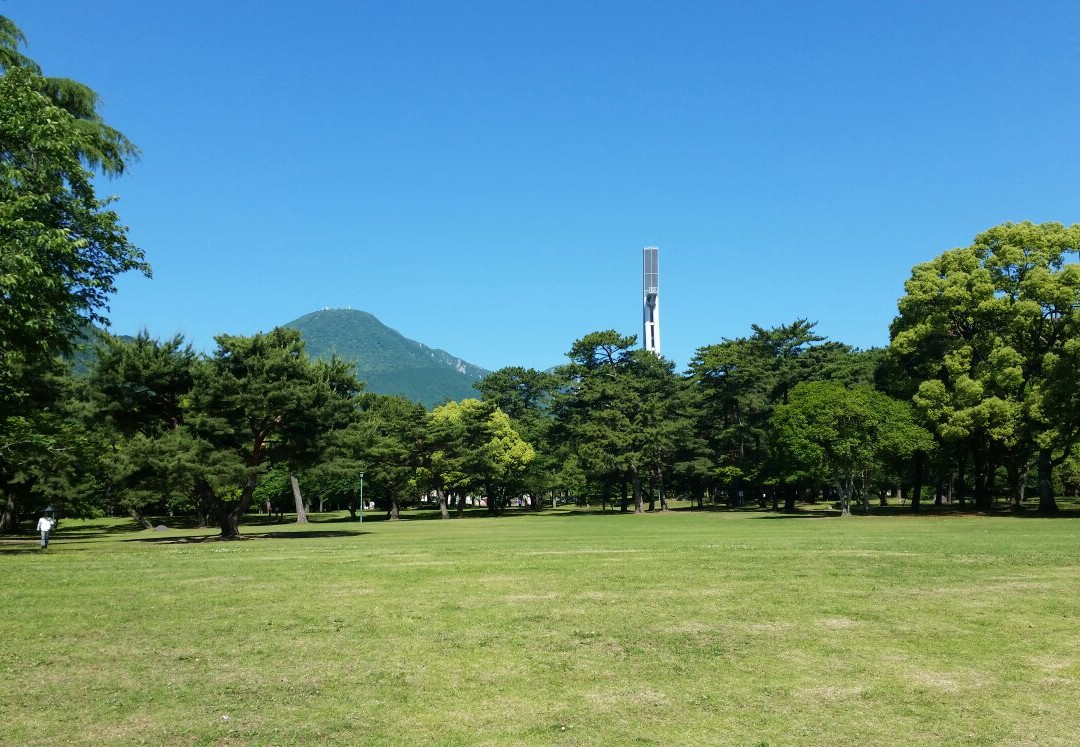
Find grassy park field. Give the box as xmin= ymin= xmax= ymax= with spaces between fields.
xmin=3 ymin=504 xmax=1080 ymax=745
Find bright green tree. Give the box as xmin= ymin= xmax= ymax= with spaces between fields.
xmin=475 ymin=366 xmax=558 ymax=509
xmin=891 ymin=221 xmax=1080 ymax=512
xmin=428 ymin=398 xmax=535 ymax=515
xmin=0 ymin=19 xmax=147 ymax=529
xmin=772 ymin=382 xmax=925 ymax=516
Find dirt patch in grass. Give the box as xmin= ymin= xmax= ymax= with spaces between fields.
xmin=819 ymin=617 xmax=860 ymax=630
xmin=798 ymin=684 xmax=865 ymax=699
xmin=505 ymin=592 xmax=562 ymax=603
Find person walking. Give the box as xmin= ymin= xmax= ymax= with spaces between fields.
xmin=37 ymin=512 xmax=55 ymax=549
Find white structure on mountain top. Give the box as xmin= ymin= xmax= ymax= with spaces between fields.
xmin=642 ymin=246 xmax=660 ymax=355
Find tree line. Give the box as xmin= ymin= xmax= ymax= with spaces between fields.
xmin=2 ymin=16 xmax=1079 ymax=538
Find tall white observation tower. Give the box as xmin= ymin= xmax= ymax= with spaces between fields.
xmin=642 ymin=246 xmax=660 ymax=355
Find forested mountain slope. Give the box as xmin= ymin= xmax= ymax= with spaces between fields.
xmin=284 ymin=308 xmax=489 ymax=408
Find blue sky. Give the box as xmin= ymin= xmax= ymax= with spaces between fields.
xmin=7 ymin=1 xmax=1080 ymax=372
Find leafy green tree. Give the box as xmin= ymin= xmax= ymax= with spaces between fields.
xmin=689 ymin=320 xmax=865 ymax=510
xmin=426 ymin=399 xmax=473 ymax=517
xmin=475 ymin=366 xmax=558 ymax=509
xmin=474 ymin=405 xmax=536 ymax=512
xmin=0 ymin=18 xmax=147 ymax=529
xmin=89 ymin=332 xmax=196 ymax=437
xmin=0 ymin=15 xmax=138 ymax=176
xmin=0 ymin=54 xmax=146 ymax=384
xmin=891 ymin=221 xmax=1080 ymax=512
xmin=555 ymin=332 xmax=688 ymax=513
xmin=625 ymin=350 xmax=693 ymax=511
xmin=301 ymin=417 xmax=373 ymax=519
xmin=772 ymin=382 xmax=924 ymax=515
xmin=555 ymin=332 xmax=639 ymax=511
xmin=0 ymin=360 xmax=104 ymax=530
xmin=360 ymin=394 xmax=428 ymax=520
xmin=427 ymin=398 xmax=535 ymax=515
xmin=82 ymin=332 xmax=198 ymax=527
xmin=188 ymin=329 xmax=359 ymax=537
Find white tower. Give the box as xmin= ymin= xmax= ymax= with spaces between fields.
xmin=643 ymin=246 xmax=660 ymax=355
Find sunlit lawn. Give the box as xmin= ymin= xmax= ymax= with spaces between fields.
xmin=3 ymin=502 xmax=1080 ymax=745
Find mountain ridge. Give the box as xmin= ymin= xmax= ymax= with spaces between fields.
xmin=283 ymin=308 xmax=490 ymax=407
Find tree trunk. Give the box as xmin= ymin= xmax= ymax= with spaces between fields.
xmin=128 ymin=507 xmax=153 ymax=530
xmin=389 ymin=496 xmax=401 ymax=521
xmin=217 ymin=473 xmax=258 ymax=538
xmin=987 ymin=453 xmax=999 ymax=507
xmin=1006 ymin=455 xmax=1031 ymax=510
xmin=1018 ymin=459 xmax=1030 ymax=506
xmin=0 ymin=491 xmax=18 ymax=534
xmin=291 ymin=474 xmax=308 ymax=524
xmin=972 ymin=443 xmax=991 ymax=510
xmin=620 ymin=480 xmax=628 ymax=513
xmin=632 ymin=471 xmax=644 ymax=514
xmin=194 ymin=478 xmax=213 ymax=528
xmin=955 ymin=448 xmax=966 ymax=507
xmin=218 ymin=507 xmax=240 ymax=537
xmin=784 ymin=483 xmax=796 ymax=513
xmin=437 ymin=487 xmax=449 ymax=519
xmin=1037 ymin=448 xmax=1058 ymax=513
xmin=456 ymin=491 xmax=465 ymax=517
xmin=836 ymin=478 xmax=852 ymax=516
xmin=911 ymin=450 xmax=925 ymax=513
xmin=658 ymin=470 xmax=669 ymax=511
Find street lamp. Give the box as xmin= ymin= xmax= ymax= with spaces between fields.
xmin=359 ymin=472 xmax=365 ymax=523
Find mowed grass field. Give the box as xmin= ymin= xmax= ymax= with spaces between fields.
xmin=3 ymin=504 xmax=1080 ymax=746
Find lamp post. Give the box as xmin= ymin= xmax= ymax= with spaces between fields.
xmin=359 ymin=472 xmax=365 ymax=523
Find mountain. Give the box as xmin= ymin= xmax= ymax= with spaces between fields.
xmin=66 ymin=326 xmax=134 ymax=375
xmin=284 ymin=309 xmax=490 ymax=408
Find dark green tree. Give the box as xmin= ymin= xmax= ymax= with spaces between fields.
xmin=689 ymin=320 xmax=863 ymax=511
xmin=360 ymin=394 xmax=428 ymax=520
xmin=475 ymin=366 xmax=558 ymax=509
xmin=188 ymin=328 xmax=359 ymax=537
xmin=555 ymin=332 xmax=639 ymax=511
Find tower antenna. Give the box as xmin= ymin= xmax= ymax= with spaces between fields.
xmin=642 ymin=246 xmax=660 ymax=355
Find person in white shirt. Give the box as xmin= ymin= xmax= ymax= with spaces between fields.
xmin=36 ymin=513 xmax=54 ymax=549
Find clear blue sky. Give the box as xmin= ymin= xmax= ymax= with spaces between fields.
xmin=7 ymin=1 xmax=1080 ymax=371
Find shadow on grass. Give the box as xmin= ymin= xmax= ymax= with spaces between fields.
xmin=126 ymin=529 xmax=368 ymax=544
xmin=0 ymin=545 xmax=63 ymax=555
xmin=315 ymin=507 xmax=560 ymax=522
xmin=0 ymin=541 xmax=98 ymax=554
xmin=65 ymin=520 xmax=147 ymax=535
xmin=7 ymin=519 xmax=147 ymax=536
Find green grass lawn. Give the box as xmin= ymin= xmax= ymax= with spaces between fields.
xmin=3 ymin=504 xmax=1080 ymax=745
